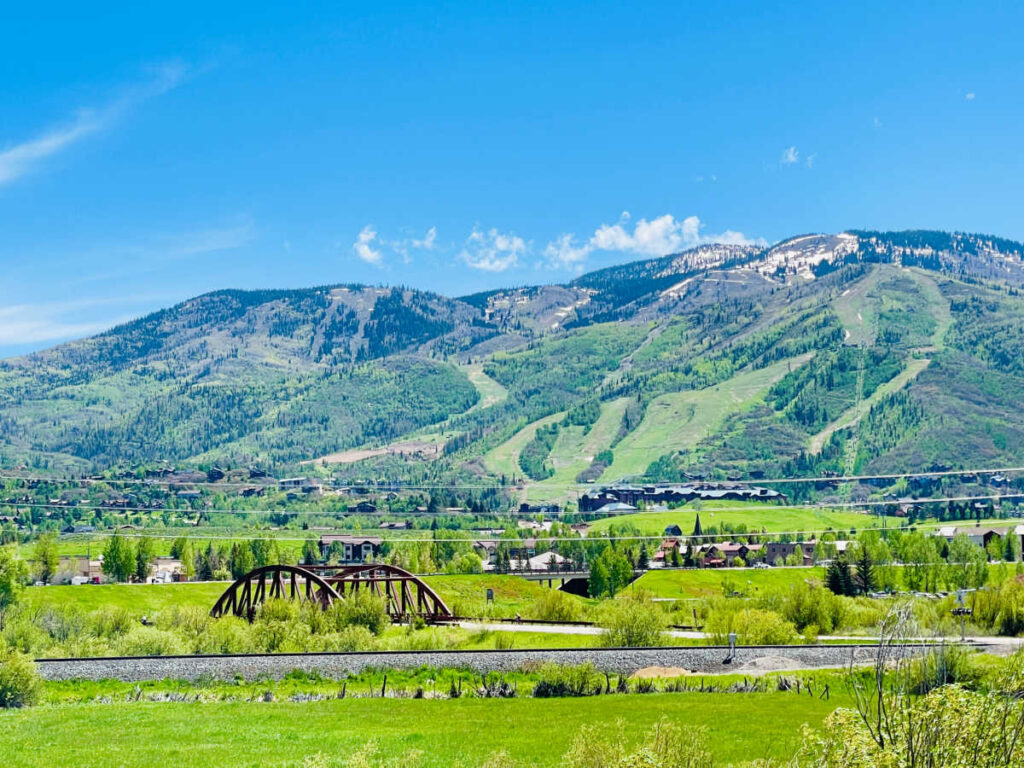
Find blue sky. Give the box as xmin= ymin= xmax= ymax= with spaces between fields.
xmin=1 ymin=1 xmax=1021 ymax=357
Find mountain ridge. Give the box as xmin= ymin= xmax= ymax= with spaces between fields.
xmin=3 ymin=228 xmax=1024 ymax=501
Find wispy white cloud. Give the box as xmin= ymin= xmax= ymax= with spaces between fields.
xmin=965 ymin=92 xmax=976 ymax=101
xmin=0 ymin=62 xmax=187 ymax=188
xmin=0 ymin=295 xmax=168 ymax=348
xmin=461 ymin=228 xmax=526 ymax=272
xmin=350 ymin=225 xmax=437 ymax=265
xmin=544 ymin=233 xmax=593 ymax=270
xmin=353 ymin=225 xmax=383 ymax=265
xmin=805 ymin=153 xmax=817 ymax=169
xmin=542 ymin=214 xmax=764 ymax=271
xmin=166 ymin=223 xmax=255 ymax=257
xmin=780 ymin=146 xmax=799 ymax=164
xmin=873 ymin=116 xmax=882 ymax=128
xmin=410 ymin=226 xmax=437 ymax=251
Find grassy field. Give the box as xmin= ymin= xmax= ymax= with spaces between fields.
xmin=631 ymin=566 xmax=822 ymax=599
xmin=20 ymin=574 xmax=570 ymax=620
xmin=22 ymin=581 xmax=228 ymax=614
xmin=0 ymin=692 xmax=840 ymax=767
xmin=600 ymin=356 xmax=811 ymax=482
xmin=24 ymin=531 xmax=312 ymax=560
xmin=588 ymin=500 xmax=879 ymax=536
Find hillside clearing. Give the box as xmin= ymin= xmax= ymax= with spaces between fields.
xmin=600 ymin=355 xmax=813 ymax=482
xmin=525 ymin=397 xmax=631 ymax=504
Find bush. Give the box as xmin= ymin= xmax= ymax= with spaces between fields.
xmin=759 ymin=582 xmax=846 ymax=633
xmin=193 ymin=617 xmax=256 ymax=655
xmin=597 ymin=592 xmax=666 ymax=648
xmin=905 ymin=644 xmax=981 ymax=695
xmin=326 ymin=592 xmax=389 ymax=636
xmin=974 ymin=576 xmax=1024 ymax=636
xmin=115 ymin=626 xmax=187 ymax=656
xmin=800 ymin=684 xmax=1024 ymax=767
xmin=0 ymin=651 xmax=41 ymax=708
xmin=532 ymin=663 xmax=603 ymax=698
xmin=90 ymin=606 xmax=136 ymax=639
xmin=314 ymin=625 xmax=376 ymax=652
xmin=528 ymin=589 xmax=584 ymax=623
xmin=563 ymin=718 xmax=712 ymax=768
xmin=705 ymin=607 xmax=797 ymax=645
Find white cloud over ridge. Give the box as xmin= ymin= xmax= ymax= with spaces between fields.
xmin=542 ymin=214 xmax=764 ymax=272
xmin=353 ymin=225 xmax=382 ymax=264
xmin=461 ymin=228 xmax=526 ymax=272
xmin=352 ymin=215 xmax=761 ymax=273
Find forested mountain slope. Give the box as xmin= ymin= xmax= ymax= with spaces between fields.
xmin=3 ymin=229 xmax=1024 ymax=497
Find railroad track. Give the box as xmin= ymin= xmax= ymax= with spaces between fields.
xmin=34 ymin=642 xmax=977 ymax=683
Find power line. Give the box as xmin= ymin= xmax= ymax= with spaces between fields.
xmin=5 ymin=492 xmax=1021 ymax=518
xmin=46 ymin=515 xmax=1024 ymax=546
xmin=0 ymin=465 xmax=1020 ymax=491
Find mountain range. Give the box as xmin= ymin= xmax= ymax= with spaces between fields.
xmin=4 ymin=229 xmax=1024 ymax=504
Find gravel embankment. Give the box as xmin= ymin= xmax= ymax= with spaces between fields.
xmin=34 ymin=644 xmax=952 ymax=682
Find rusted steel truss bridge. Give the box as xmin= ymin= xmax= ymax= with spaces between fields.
xmin=210 ymin=563 xmax=452 ymax=622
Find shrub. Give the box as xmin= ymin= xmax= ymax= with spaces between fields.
xmin=256 ymin=598 xmax=301 ymax=624
xmin=759 ymin=582 xmax=846 ymax=633
xmin=532 ymin=663 xmax=603 ymax=698
xmin=156 ymin=606 xmax=212 ymax=641
xmin=905 ymin=644 xmax=981 ymax=695
xmin=1 ymin=613 xmax=51 ymax=655
xmin=597 ymin=592 xmax=666 ymax=648
xmin=327 ymin=592 xmax=389 ymax=636
xmin=0 ymin=651 xmax=41 ymax=708
xmin=193 ymin=617 xmax=256 ymax=655
xmin=89 ymin=606 xmax=136 ymax=639
xmin=799 ymin=684 xmax=1024 ymax=767
xmin=974 ymin=576 xmax=1024 ymax=636
xmin=563 ymin=718 xmax=712 ymax=768
xmin=314 ymin=625 xmax=376 ymax=652
xmin=705 ymin=607 xmax=797 ymax=645
xmin=528 ymin=589 xmax=584 ymax=623
xmin=35 ymin=606 xmax=88 ymax=643
xmin=115 ymin=626 xmax=187 ymax=656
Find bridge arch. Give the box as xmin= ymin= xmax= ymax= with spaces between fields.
xmin=210 ymin=564 xmax=342 ymax=620
xmin=210 ymin=563 xmax=453 ymax=622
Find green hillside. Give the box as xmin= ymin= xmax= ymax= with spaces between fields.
xmin=3 ymin=230 xmax=1024 ymax=500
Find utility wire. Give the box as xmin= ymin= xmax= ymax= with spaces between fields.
xmin=4 ymin=492 xmax=1022 ymax=518
xmin=0 ymin=465 xmax=1020 ymax=491
xmin=48 ymin=515 xmax=1024 ymax=546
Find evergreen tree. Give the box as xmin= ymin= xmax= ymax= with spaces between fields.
xmin=637 ymin=543 xmax=649 ymax=569
xmin=825 ymin=558 xmax=855 ymax=596
xmin=854 ymin=547 xmax=876 ymax=594
xmin=669 ymin=545 xmax=681 ymax=568
xmin=1004 ymin=532 xmax=1021 ymax=563
xmin=692 ymin=514 xmax=703 ymax=538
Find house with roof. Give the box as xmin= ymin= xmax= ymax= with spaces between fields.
xmin=318 ymin=534 xmax=383 ymax=563
xmin=764 ymin=540 xmax=817 ymax=566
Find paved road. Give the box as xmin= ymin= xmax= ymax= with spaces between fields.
xmin=460 ymin=621 xmax=1023 ymax=649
